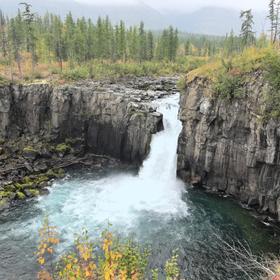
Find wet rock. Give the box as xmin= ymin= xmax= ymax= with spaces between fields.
xmin=277 ymin=197 xmax=280 ymax=222
xmin=22 ymin=147 xmax=39 ymax=160
xmin=39 ymin=188 xmax=50 ymax=196
xmin=24 ymin=162 xmax=33 ymax=172
xmin=177 ymin=71 xmax=280 ymax=220
xmin=24 ymin=189 xmax=39 ymax=197
xmin=33 ymin=161 xmax=48 ymax=173
xmin=0 ymin=199 xmax=9 ymax=211
xmin=40 ymin=148 xmax=52 ymax=159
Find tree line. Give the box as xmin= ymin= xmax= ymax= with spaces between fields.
xmin=0 ymin=0 xmax=279 ymax=79
xmin=0 ymin=4 xmax=179 ymax=77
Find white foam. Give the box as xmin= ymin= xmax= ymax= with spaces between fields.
xmin=36 ymin=94 xmax=188 ymax=242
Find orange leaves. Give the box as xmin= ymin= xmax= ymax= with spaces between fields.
xmin=36 ymin=221 xmax=150 ymax=280
xmin=38 ymin=257 xmax=45 ymax=265
xmin=36 ymin=217 xmax=60 ymax=280
xmin=37 ymin=270 xmax=53 ymax=280
xmin=58 ymin=231 xmax=97 ymax=280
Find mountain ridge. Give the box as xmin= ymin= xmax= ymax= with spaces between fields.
xmin=0 ymin=0 xmax=267 ymax=35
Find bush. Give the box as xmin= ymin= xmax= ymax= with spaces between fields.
xmin=62 ymin=67 xmax=89 ymax=80
xmin=263 ymin=50 xmax=280 ymax=119
xmin=36 ymin=219 xmax=181 ymax=280
xmin=214 ymin=72 xmax=244 ymax=100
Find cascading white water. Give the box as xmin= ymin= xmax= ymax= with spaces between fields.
xmin=34 ymin=93 xmax=188 ymax=242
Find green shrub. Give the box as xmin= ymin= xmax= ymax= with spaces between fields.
xmin=62 ymin=66 xmax=89 ymax=80
xmin=214 ymin=72 xmax=244 ymax=100
xmin=262 ymin=50 xmax=280 ymax=119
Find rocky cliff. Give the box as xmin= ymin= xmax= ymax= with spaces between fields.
xmin=0 ymin=77 xmax=176 ymax=209
xmin=0 ymin=82 xmax=163 ymax=163
xmin=177 ymin=72 xmax=280 ymax=221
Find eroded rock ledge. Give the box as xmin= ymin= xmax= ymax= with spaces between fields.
xmin=0 ymin=77 xmax=177 ymax=209
xmin=177 ymin=72 xmax=280 ymax=221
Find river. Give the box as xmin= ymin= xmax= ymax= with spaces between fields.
xmin=0 ymin=94 xmax=279 ymax=280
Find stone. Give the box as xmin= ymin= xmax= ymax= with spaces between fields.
xmin=277 ymin=197 xmax=280 ymax=222
xmin=0 ymin=199 xmax=9 ymax=211
xmin=177 ymin=71 xmax=280 ymax=220
xmin=22 ymin=147 xmax=39 ymax=160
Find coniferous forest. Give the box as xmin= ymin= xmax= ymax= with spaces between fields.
xmin=0 ymin=3 xmax=272 ymax=82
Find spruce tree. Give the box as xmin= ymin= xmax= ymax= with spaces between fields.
xmin=0 ymin=10 xmax=7 ymax=58
xmin=146 ymin=31 xmax=154 ymax=61
xmin=52 ymin=15 xmax=64 ymax=71
xmin=240 ymin=9 xmax=255 ymax=48
xmin=8 ymin=17 xmax=23 ymax=78
xmin=138 ymin=21 xmax=146 ymax=62
xmin=65 ymin=12 xmax=76 ymax=65
xmin=20 ymin=2 xmax=37 ymax=73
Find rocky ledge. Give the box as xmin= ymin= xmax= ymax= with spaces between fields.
xmin=177 ymin=72 xmax=280 ymax=221
xmin=0 ymin=77 xmax=178 ymax=210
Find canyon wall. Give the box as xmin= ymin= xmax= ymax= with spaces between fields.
xmin=0 ymin=82 xmax=163 ymax=163
xmin=0 ymin=79 xmax=170 ymax=209
xmin=177 ymin=72 xmax=280 ymax=221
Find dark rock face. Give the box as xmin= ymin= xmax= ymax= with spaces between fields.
xmin=0 ymin=81 xmax=164 ymax=164
xmin=0 ymin=77 xmax=178 ymax=209
xmin=177 ymin=73 xmax=280 ymax=221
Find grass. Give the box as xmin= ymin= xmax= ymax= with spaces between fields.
xmin=0 ymin=55 xmax=210 ymax=84
xmin=179 ymin=47 xmax=280 ymax=119
xmin=186 ymin=47 xmax=272 ymax=83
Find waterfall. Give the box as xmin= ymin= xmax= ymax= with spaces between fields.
xmin=33 ymin=93 xmax=188 ymax=239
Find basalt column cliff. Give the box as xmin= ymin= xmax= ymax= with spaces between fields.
xmin=177 ymin=72 xmax=280 ymax=221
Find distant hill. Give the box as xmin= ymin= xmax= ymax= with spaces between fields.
xmin=0 ymin=0 xmax=267 ymax=35
xmin=166 ymin=6 xmax=267 ymax=35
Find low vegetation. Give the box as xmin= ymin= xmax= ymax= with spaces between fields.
xmin=183 ymin=46 xmax=280 ymax=120
xmin=36 ymin=218 xmax=181 ymax=280
xmin=36 ymin=219 xmax=280 ymax=280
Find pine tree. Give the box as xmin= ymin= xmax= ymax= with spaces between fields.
xmin=171 ymin=28 xmax=178 ymax=61
xmin=224 ymin=30 xmax=236 ymax=56
xmin=118 ymin=20 xmax=126 ymax=61
xmin=240 ymin=9 xmax=255 ymax=48
xmin=127 ymin=26 xmax=138 ymax=61
xmin=86 ymin=19 xmax=95 ymax=60
xmin=52 ymin=15 xmax=64 ymax=71
xmin=146 ymin=31 xmax=154 ymax=61
xmin=8 ymin=18 xmax=21 ymax=78
xmin=0 ymin=10 xmax=8 ymax=58
xmin=65 ymin=12 xmax=76 ymax=65
xmin=74 ymin=17 xmax=87 ymax=63
xmin=268 ymin=0 xmax=277 ymax=42
xmin=138 ymin=21 xmax=146 ymax=62
xmin=273 ymin=1 xmax=280 ymax=43
xmin=96 ymin=17 xmax=104 ymax=59
xmin=42 ymin=13 xmax=53 ymax=62
xmin=184 ymin=40 xmax=191 ymax=56
xmin=20 ymin=2 xmax=37 ymax=73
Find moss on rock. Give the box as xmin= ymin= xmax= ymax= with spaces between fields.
xmin=55 ymin=143 xmax=71 ymax=154
xmin=16 ymin=191 xmax=26 ymax=200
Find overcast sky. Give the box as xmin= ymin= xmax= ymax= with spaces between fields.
xmin=76 ymin=0 xmax=267 ymax=12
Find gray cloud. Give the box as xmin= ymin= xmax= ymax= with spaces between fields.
xmin=76 ymin=0 xmax=267 ymax=12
